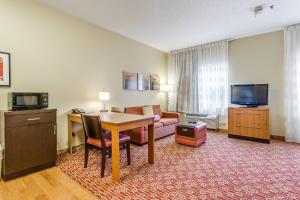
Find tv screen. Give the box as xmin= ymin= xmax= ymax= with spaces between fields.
xmin=231 ymin=84 xmax=268 ymax=106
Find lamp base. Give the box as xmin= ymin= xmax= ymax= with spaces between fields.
xmin=100 ymin=109 xmax=109 ymax=113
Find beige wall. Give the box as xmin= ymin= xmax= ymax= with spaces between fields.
xmin=0 ymin=0 xmax=168 ymax=149
xmin=229 ymin=31 xmax=284 ymax=136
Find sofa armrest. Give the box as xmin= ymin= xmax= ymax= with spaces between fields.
xmin=162 ymin=112 xmax=180 ymax=121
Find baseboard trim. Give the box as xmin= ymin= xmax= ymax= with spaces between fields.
xmin=218 ymin=129 xmax=228 ymax=133
xmin=270 ymin=135 xmax=285 ymax=141
xmin=57 ymin=145 xmax=83 ymax=155
xmin=228 ymin=134 xmax=270 ymax=144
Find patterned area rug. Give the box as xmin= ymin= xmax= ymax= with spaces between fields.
xmin=57 ymin=133 xmax=300 ymax=200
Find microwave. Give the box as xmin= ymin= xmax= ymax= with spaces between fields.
xmin=8 ymin=92 xmax=48 ymax=111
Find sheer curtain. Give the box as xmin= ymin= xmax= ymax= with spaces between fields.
xmin=284 ymin=24 xmax=300 ymax=143
xmin=169 ymin=41 xmax=228 ymax=116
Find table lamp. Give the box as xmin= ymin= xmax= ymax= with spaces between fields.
xmin=160 ymin=83 xmax=174 ymax=111
xmin=99 ymin=91 xmax=110 ymax=112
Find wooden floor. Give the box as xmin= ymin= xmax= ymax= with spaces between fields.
xmin=0 ymin=167 xmax=98 ymax=200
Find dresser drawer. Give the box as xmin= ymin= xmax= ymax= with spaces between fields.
xmin=5 ymin=111 xmax=56 ymax=127
xmin=228 ymin=107 xmax=270 ymax=141
xmin=176 ymin=126 xmax=194 ymax=138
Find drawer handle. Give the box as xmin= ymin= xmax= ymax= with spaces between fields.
xmin=27 ymin=117 xmax=41 ymax=121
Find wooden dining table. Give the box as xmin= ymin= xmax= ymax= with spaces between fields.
xmin=67 ymin=112 xmax=155 ymax=182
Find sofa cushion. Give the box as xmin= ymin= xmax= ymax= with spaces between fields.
xmin=144 ymin=122 xmax=163 ymax=131
xmin=159 ymin=118 xmax=179 ymax=126
xmin=143 ymin=106 xmax=154 ymax=116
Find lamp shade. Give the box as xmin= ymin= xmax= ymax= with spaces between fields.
xmin=160 ymin=84 xmax=174 ymax=92
xmin=98 ymin=91 xmax=110 ymax=101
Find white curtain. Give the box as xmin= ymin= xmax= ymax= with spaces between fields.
xmin=169 ymin=41 xmax=228 ymax=116
xmin=284 ymin=24 xmax=300 ymax=143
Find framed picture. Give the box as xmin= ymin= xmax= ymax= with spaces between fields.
xmin=123 ymin=71 xmax=138 ymax=90
xmin=138 ymin=74 xmax=150 ymax=91
xmin=0 ymin=52 xmax=11 ymax=87
xmin=150 ymin=74 xmax=160 ymax=90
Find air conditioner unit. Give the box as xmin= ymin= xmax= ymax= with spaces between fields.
xmin=185 ymin=113 xmax=219 ymax=130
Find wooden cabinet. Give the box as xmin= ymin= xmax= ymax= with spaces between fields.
xmin=1 ymin=109 xmax=57 ymax=180
xmin=228 ymin=107 xmax=270 ymax=143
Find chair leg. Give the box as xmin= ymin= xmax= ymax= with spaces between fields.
xmin=127 ymin=142 xmax=131 ymax=165
xmin=84 ymin=144 xmax=89 ymax=168
xmin=108 ymin=148 xmax=112 ymax=158
xmin=101 ymin=149 xmax=106 ymax=177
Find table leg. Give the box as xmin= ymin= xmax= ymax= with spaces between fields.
xmin=111 ymin=126 xmax=120 ymax=182
xmin=148 ymin=123 xmax=155 ymax=164
xmin=68 ymin=116 xmax=73 ymax=154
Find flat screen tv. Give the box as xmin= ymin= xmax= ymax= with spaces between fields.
xmin=231 ymin=84 xmax=268 ymax=107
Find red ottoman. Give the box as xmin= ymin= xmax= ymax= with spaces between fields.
xmin=175 ymin=121 xmax=207 ymax=147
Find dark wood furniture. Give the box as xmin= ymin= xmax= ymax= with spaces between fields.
xmin=81 ymin=114 xmax=131 ymax=177
xmin=1 ymin=109 xmax=57 ymax=180
xmin=228 ymin=107 xmax=270 ymax=143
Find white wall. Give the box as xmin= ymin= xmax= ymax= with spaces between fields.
xmin=0 ymin=0 xmax=168 ymax=149
xmin=229 ymin=31 xmax=284 ymax=136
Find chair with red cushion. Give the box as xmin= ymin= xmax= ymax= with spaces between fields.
xmin=81 ymin=114 xmax=131 ymax=177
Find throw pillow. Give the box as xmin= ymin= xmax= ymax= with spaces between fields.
xmin=143 ymin=106 xmax=154 ymax=116
xmin=111 ymin=107 xmax=125 ymax=113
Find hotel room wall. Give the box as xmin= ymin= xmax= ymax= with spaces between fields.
xmin=229 ymin=31 xmax=284 ymax=136
xmin=0 ymin=0 xmax=168 ymax=149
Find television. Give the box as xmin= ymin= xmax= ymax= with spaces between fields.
xmin=231 ymin=84 xmax=268 ymax=107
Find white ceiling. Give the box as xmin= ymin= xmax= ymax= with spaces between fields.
xmin=38 ymin=0 xmax=300 ymax=52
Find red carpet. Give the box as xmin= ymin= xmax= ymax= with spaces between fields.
xmin=57 ymin=133 xmax=300 ymax=199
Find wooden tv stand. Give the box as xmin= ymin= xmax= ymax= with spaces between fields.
xmin=228 ymin=107 xmax=270 ymax=143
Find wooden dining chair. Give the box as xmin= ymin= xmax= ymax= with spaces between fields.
xmin=81 ymin=114 xmax=131 ymax=177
